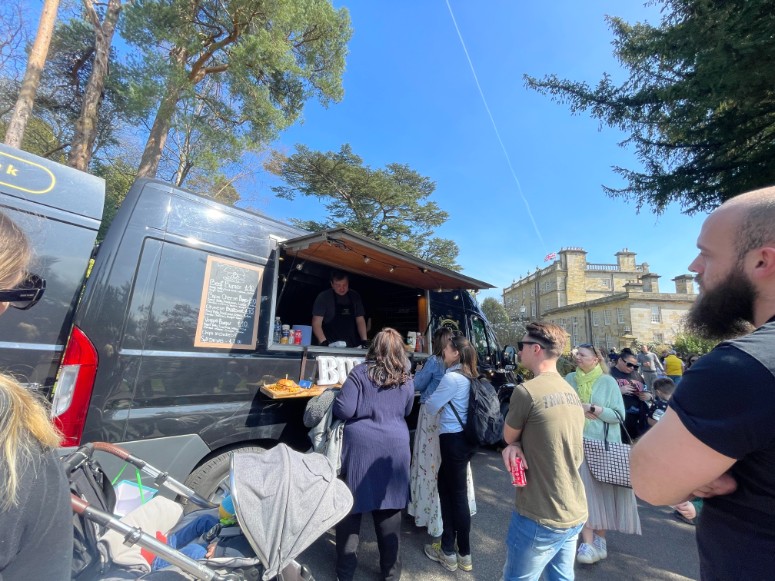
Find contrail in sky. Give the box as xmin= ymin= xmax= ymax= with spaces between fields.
xmin=444 ymin=0 xmax=547 ymax=251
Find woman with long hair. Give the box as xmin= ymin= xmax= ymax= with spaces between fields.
xmin=408 ymin=327 xmax=476 ymax=539
xmin=564 ymin=344 xmax=641 ymax=564
xmin=333 ymin=327 xmax=415 ymax=581
xmin=424 ymin=334 xmax=478 ymax=573
xmin=0 ymin=211 xmax=72 ymax=579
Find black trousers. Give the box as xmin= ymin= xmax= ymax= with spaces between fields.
xmin=335 ymin=508 xmax=402 ymax=581
xmin=438 ymin=431 xmax=476 ymax=556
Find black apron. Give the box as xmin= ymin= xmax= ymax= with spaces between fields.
xmin=323 ymin=290 xmax=358 ymax=347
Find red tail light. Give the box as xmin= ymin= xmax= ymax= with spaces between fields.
xmin=52 ymin=325 xmax=98 ymax=446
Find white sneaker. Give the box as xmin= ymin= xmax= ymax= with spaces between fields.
xmin=576 ymin=542 xmax=600 ymax=564
xmin=593 ymin=535 xmax=607 ymax=560
xmin=424 ymin=542 xmax=458 ymax=572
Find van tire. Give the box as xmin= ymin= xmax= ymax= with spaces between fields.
xmin=184 ymin=445 xmax=265 ymax=504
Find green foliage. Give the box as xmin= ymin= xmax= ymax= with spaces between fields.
xmin=481 ymin=297 xmax=525 ymax=347
xmin=41 ymin=16 xmax=132 ymax=162
xmin=556 ymin=355 xmax=576 ymax=377
xmin=92 ymin=156 xmax=137 ymax=241
xmin=268 ymin=144 xmax=461 ymax=269
xmin=481 ymin=297 xmax=509 ymax=325
xmin=525 ymin=0 xmax=775 ymax=214
xmin=122 ymin=0 xmax=352 ymax=177
xmin=0 ymin=116 xmax=64 ymax=161
xmin=672 ymin=332 xmax=718 ymax=356
xmin=184 ymin=173 xmax=241 ymax=206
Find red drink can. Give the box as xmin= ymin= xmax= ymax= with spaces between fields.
xmin=293 ymin=329 xmax=302 ymax=345
xmin=511 ymin=457 xmax=526 ymax=487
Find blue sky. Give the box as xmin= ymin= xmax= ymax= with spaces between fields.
xmin=245 ymin=0 xmax=704 ymax=302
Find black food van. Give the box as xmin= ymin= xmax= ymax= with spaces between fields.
xmin=0 ymin=144 xmax=517 ymax=498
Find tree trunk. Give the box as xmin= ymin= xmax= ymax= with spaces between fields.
xmin=68 ymin=0 xmax=123 ymax=171
xmin=3 ymin=0 xmax=60 ymax=148
xmin=136 ymin=47 xmax=188 ymax=179
xmin=136 ymin=87 xmax=181 ymax=179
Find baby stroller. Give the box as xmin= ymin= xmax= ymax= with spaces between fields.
xmin=64 ymin=442 xmax=353 ymax=580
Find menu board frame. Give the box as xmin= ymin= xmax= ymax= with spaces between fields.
xmin=194 ymin=255 xmax=263 ymax=350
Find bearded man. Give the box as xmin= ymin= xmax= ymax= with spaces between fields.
xmin=631 ymin=187 xmax=775 ymax=581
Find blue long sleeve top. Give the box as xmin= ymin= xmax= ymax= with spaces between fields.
xmin=413 ymin=355 xmax=445 ymax=403
xmin=425 ymin=364 xmax=471 ymax=434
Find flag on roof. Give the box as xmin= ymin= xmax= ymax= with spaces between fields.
xmin=544 ymin=252 xmax=557 ymax=262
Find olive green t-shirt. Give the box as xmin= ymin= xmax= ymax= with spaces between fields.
xmin=505 ymin=372 xmax=587 ymax=528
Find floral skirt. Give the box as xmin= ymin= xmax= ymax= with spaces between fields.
xmin=407 ymin=403 xmax=476 ymax=537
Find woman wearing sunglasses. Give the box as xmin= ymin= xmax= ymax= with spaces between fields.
xmin=0 ymin=212 xmax=71 ymax=580
xmin=565 ymin=344 xmax=641 ymax=565
xmin=610 ymin=348 xmax=651 ymax=439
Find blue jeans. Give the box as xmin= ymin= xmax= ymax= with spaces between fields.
xmin=502 ymin=511 xmax=583 ymax=581
xmin=151 ymin=514 xmax=219 ymax=570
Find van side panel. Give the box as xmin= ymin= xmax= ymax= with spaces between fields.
xmin=78 ymin=179 xmax=308 ymax=449
xmin=0 ymin=145 xmax=104 ymax=392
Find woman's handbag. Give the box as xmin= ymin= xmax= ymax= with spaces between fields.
xmin=583 ymin=410 xmax=633 ymax=488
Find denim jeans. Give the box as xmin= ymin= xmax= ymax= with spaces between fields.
xmin=502 ymin=511 xmax=583 ymax=581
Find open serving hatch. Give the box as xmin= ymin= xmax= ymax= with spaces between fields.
xmin=280 ymin=228 xmax=494 ymax=291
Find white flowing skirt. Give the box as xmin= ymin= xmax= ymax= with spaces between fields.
xmin=580 ymin=458 xmax=641 ymax=535
xmin=407 ymin=403 xmax=476 ymax=537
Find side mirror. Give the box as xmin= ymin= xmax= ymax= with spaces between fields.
xmin=502 ymin=345 xmax=517 ymax=370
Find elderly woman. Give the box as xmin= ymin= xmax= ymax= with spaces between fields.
xmin=565 ymin=344 xmax=641 ymax=565
xmin=0 ymin=211 xmax=72 ymax=580
xmin=408 ymin=327 xmax=476 ymax=539
xmin=333 ymin=327 xmax=415 ymax=581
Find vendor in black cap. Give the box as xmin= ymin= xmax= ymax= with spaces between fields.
xmin=311 ymin=270 xmax=368 ymax=348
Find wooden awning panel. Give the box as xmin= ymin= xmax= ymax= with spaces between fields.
xmin=280 ymin=228 xmax=493 ymax=290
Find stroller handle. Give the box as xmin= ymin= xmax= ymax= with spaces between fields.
xmin=65 ymin=442 xmax=217 ymax=509
xmin=71 ymin=494 xmax=240 ymax=581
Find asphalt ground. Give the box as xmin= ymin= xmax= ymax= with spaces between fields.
xmin=297 ymin=447 xmax=700 ymax=580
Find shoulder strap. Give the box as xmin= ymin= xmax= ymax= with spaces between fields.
xmin=445 ymin=370 xmax=469 ymax=429
xmin=448 ymin=401 xmax=466 ymax=430
xmin=612 ymin=409 xmax=633 ymax=444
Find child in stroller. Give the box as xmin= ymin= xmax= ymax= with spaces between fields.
xmin=144 ymin=494 xmax=253 ymax=572
xmin=66 ymin=442 xmax=353 ymax=581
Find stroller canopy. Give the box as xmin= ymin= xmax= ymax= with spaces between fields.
xmin=231 ymin=444 xmax=353 ymax=580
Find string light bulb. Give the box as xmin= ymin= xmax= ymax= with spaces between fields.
xmin=363 ymin=256 xmax=371 ymax=264
xmin=389 ymin=266 xmax=395 ymax=273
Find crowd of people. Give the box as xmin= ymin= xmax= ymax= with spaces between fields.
xmin=326 ymin=186 xmax=775 ymax=581
xmin=2 ymin=185 xmax=775 ymax=581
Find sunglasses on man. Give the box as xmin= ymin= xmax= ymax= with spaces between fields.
xmin=517 ymin=340 xmax=546 ymax=351
xmin=0 ymin=274 xmax=46 ymax=310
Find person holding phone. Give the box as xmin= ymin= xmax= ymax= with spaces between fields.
xmin=610 ymin=347 xmax=652 ymax=439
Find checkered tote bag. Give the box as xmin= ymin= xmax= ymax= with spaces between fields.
xmin=583 ymin=410 xmax=632 ymax=488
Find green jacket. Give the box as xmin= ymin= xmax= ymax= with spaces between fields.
xmin=564 ymin=372 xmax=626 ymax=443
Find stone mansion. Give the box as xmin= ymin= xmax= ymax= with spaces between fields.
xmin=502 ymin=247 xmax=696 ymax=350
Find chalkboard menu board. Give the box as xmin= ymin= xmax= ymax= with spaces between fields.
xmin=194 ymin=256 xmax=264 ymax=350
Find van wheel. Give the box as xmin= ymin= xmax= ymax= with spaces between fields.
xmin=184 ymin=446 xmax=265 ymax=505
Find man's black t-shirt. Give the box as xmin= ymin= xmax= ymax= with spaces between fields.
xmin=670 ymin=318 xmax=775 ymax=581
